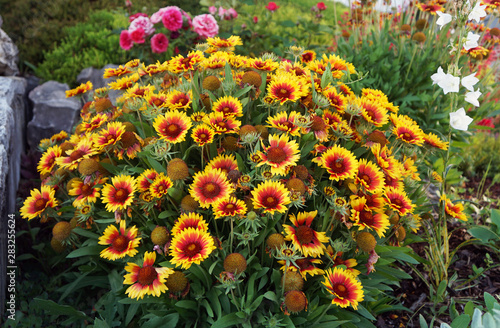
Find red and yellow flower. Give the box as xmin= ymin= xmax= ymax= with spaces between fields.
xmin=283 ymin=210 xmax=329 ymax=258
xmin=323 ymin=87 xmax=347 ymax=112
xmin=189 ymin=168 xmax=234 ymax=208
xmin=95 ymin=122 xmax=126 ymax=150
xmin=206 ymin=154 xmax=238 ymax=175
xmin=423 ymin=132 xmax=449 ymax=150
xmin=20 ymin=185 xmax=59 ymax=220
xmin=213 ymin=196 xmax=247 ymax=219
xmin=212 ymin=96 xmax=243 ymax=118
xmin=252 ymin=180 xmax=291 ymax=214
xmin=137 ymin=169 xmax=159 ymax=192
xmin=80 ymin=114 xmax=108 ymax=133
xmin=124 ymin=251 xmax=173 ymax=299
xmin=267 ymin=111 xmax=302 ymax=136
xmin=166 ymin=90 xmax=192 ymax=110
xmin=204 ymin=111 xmax=241 ymax=134
xmin=350 ymin=196 xmax=390 ymax=237
xmin=322 ymin=267 xmax=364 ymax=310
xmin=279 ymin=258 xmax=325 ymax=280
xmin=267 ymin=73 xmax=306 ymax=105
xmin=101 ymin=175 xmax=136 ymax=212
xmin=66 ymin=81 xmax=93 ymax=98
xmin=56 ymin=137 xmax=97 ymax=170
xmin=153 ymin=110 xmax=192 ymax=143
xmin=384 ymin=187 xmax=414 ymax=216
xmin=171 ymin=212 xmax=209 ymax=235
xmin=300 ymin=50 xmax=317 ymax=63
xmin=168 ymin=51 xmax=204 ymax=73
xmin=149 ymin=173 xmax=173 ymax=199
xmin=69 ymin=177 xmax=106 ymax=207
xmin=319 ymin=145 xmax=359 ymax=181
xmin=258 ymin=134 xmax=300 ymax=176
xmin=356 ymin=159 xmax=385 ymax=194
xmin=99 ymin=220 xmax=141 ymax=260
xmin=441 ymin=194 xmax=467 ymax=221
xmin=169 ymin=228 xmax=216 ymax=269
xmin=393 ymin=124 xmax=425 ymax=146
xmin=191 ymin=124 xmax=215 ymax=146
xmin=37 ymin=145 xmax=62 ymax=175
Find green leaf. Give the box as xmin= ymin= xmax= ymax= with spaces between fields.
xmin=66 ymin=245 xmax=102 ymax=258
xmin=211 ymin=313 xmax=245 ymax=328
xmin=175 ymin=300 xmax=198 ymax=311
xmin=419 ymin=314 xmax=429 ymax=328
xmin=468 ymin=226 xmax=499 ymax=243
xmin=33 ymin=298 xmax=91 ymax=321
xmin=147 ymin=157 xmax=167 ymax=174
xmin=92 ymin=318 xmax=111 ymax=328
xmin=484 ymin=292 xmax=497 ymax=311
xmin=224 ymin=62 xmax=233 ymax=85
xmin=280 ymin=20 xmax=296 ymax=28
xmin=72 ymin=227 xmax=100 ymax=239
xmin=450 ymin=314 xmax=471 ymax=328
xmin=158 ymin=210 xmax=178 ymax=219
xmin=233 ymin=85 xmax=253 ymax=98
xmin=490 ymin=209 xmax=500 ymax=232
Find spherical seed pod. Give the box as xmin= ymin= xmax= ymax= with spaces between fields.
xmin=151 ymin=226 xmax=169 ymax=246
xmin=401 ymin=24 xmax=411 ymax=33
xmin=282 ymin=271 xmax=304 ymax=292
xmin=78 ymin=158 xmax=100 ymax=176
xmin=415 ymin=18 xmax=428 ymax=30
xmin=491 ymin=27 xmax=500 ymax=37
xmin=310 ymin=116 xmax=327 ymax=132
xmin=52 ymin=221 xmax=72 ymax=241
xmin=165 ymin=271 xmax=188 ymax=293
xmin=266 ymin=233 xmax=285 ymax=250
xmin=202 ymin=75 xmax=221 ymax=91
xmin=224 ymin=253 xmax=247 ymax=274
xmin=167 ymin=158 xmax=189 ymax=181
xmin=60 ymin=141 xmax=74 ymax=156
xmin=284 ymin=290 xmax=308 ymax=313
xmin=222 ymin=136 xmax=239 ymax=151
xmin=412 ymin=32 xmax=426 ymax=43
xmin=94 ymin=98 xmax=113 ymax=112
xmin=285 ymin=178 xmax=306 ymax=195
xmin=396 ymin=226 xmax=407 ymax=242
xmin=51 ymin=237 xmax=66 ymax=253
xmin=293 ymin=165 xmax=309 ymax=180
xmin=180 ymin=195 xmax=200 ymax=212
xmin=239 ymin=125 xmax=258 ymax=138
xmin=255 ymin=125 xmax=269 ymax=139
xmin=356 ymin=231 xmax=376 ymax=252
xmin=241 ymin=71 xmax=262 ymax=88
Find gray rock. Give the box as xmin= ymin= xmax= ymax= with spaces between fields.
xmin=0 ymin=76 xmax=26 ymax=318
xmin=27 ymin=81 xmax=81 ymax=150
xmin=0 ymin=28 xmax=19 ymax=76
xmin=76 ymin=64 xmax=120 ymax=104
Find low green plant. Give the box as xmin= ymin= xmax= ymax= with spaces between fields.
xmin=460 ymin=132 xmax=500 ymax=181
xmin=35 ymin=10 xmax=129 ymax=86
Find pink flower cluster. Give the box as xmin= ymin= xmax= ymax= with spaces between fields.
xmin=209 ymin=6 xmax=238 ymax=20
xmin=119 ymin=6 xmax=220 ymax=53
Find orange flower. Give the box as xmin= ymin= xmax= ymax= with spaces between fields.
xmin=137 ymin=169 xmax=159 ymax=192
xmin=56 ymin=137 xmax=98 ymax=170
xmin=322 ymin=267 xmax=364 ymax=310
xmin=166 ymin=90 xmax=192 ymax=110
xmin=323 ymin=87 xmax=347 ymax=112
xmin=384 ymin=187 xmax=414 ymax=216
xmin=99 ymin=220 xmax=141 ymax=261
xmin=204 ymin=111 xmax=241 ymax=134
xmin=149 ymin=173 xmax=173 ymax=199
xmin=169 ymin=228 xmax=216 ymax=269
xmin=300 ymin=50 xmax=316 ymax=63
xmin=393 ymin=124 xmax=425 ymax=146
xmin=267 ymin=73 xmax=305 ymax=105
xmin=356 ymin=159 xmax=385 ymax=194
xmin=191 ymin=124 xmax=215 ymax=146
xmin=251 ymin=180 xmax=291 ymax=214
xmin=171 ymin=212 xmax=209 ymax=235
xmin=206 ymin=154 xmax=238 ymax=174
xmin=441 ymin=195 xmax=467 ymax=221
xmin=350 ymin=197 xmax=389 ymax=238
xmin=258 ymin=134 xmax=300 ymax=176
xmin=20 ymin=185 xmax=59 ymax=220
xmin=69 ymin=177 xmax=106 ymax=207
xmin=278 ymin=258 xmax=324 ymax=280
xmin=37 ymin=145 xmax=62 ymax=175
xmin=213 ymin=196 xmax=247 ymax=219
xmin=319 ymin=145 xmax=359 ymax=181
xmin=94 ymin=122 xmax=126 ymax=150
xmin=283 ymin=210 xmax=329 ymax=258
xmin=124 ymin=251 xmax=173 ymax=299
xmin=267 ymin=111 xmax=302 ymax=136
xmin=101 ymin=175 xmax=136 ymax=212
xmin=168 ymin=51 xmax=204 ymax=73
xmin=212 ymin=96 xmax=243 ymax=118
xmin=189 ymin=168 xmax=233 ymax=208
xmin=153 ymin=110 xmax=192 ymax=143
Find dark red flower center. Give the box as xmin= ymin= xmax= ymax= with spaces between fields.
xmin=310 ymin=116 xmax=326 ymax=131
xmin=295 ymin=258 xmax=310 ymax=270
xmin=152 ymin=98 xmax=164 ymax=107
xmin=114 ymin=188 xmax=129 ymax=203
xmin=34 ymin=198 xmax=48 ymax=212
xmin=137 ymin=266 xmax=157 ymax=286
xmin=296 ymin=225 xmax=314 ymax=244
xmin=267 ymin=146 xmax=287 ymax=164
xmin=278 ymin=87 xmax=291 ymax=99
xmin=333 ymin=283 xmax=348 ymax=298
xmin=163 ymin=124 xmax=181 ymax=137
xmin=199 ymin=133 xmax=207 ymax=140
xmin=202 ymin=182 xmax=221 ymax=198
xmin=81 ymin=184 xmax=93 ymax=197
xmin=392 ymin=198 xmax=403 ymax=208
xmin=184 ymin=242 xmax=201 ymax=257
xmin=330 ymin=158 xmax=346 ymax=173
xmin=361 ymin=174 xmax=372 ymax=186
xmin=263 ymin=195 xmax=278 ymax=208
xmin=359 ymin=210 xmax=374 ymax=226
xmin=70 ymin=150 xmax=85 ymax=162
xmin=402 ymin=132 xmax=413 ymax=141
xmin=112 ymin=235 xmax=129 ymax=252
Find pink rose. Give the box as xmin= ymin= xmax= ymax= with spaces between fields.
xmin=119 ymin=30 xmax=133 ymax=50
xmin=129 ymin=16 xmax=155 ymax=35
xmin=130 ymin=27 xmax=145 ymax=44
xmin=192 ymin=14 xmax=219 ymax=38
xmin=317 ymin=2 xmax=327 ymax=11
xmin=218 ymin=7 xmax=227 ymax=19
xmin=162 ymin=7 xmax=184 ymax=31
xmin=151 ymin=33 xmax=169 ymax=53
xmin=253 ymin=16 xmax=259 ymax=23
xmin=265 ymin=2 xmax=280 ymax=12
xmin=227 ymin=8 xmax=238 ymax=19
xmin=209 ymin=6 xmax=217 ymax=15
xmin=129 ymin=12 xmax=148 ymax=23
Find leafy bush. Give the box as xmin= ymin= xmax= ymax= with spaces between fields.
xmin=0 ymin=0 xmax=202 ymax=72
